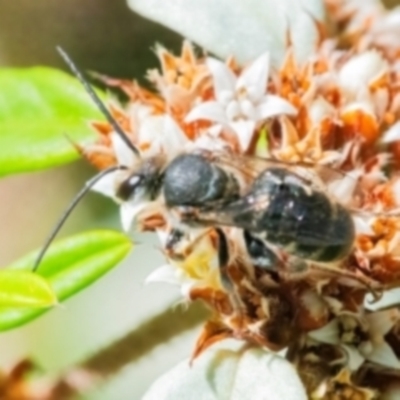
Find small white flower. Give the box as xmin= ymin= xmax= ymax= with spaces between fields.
xmin=185 ymin=53 xmax=297 ymax=151
xmin=308 ymin=310 xmax=400 ymax=371
xmin=381 ymin=120 xmax=400 ymax=143
xmin=136 ymin=112 xmax=189 ymax=160
xmin=338 ymin=50 xmax=388 ymax=100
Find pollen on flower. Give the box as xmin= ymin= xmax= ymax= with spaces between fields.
xmin=76 ymin=0 xmax=400 ymax=396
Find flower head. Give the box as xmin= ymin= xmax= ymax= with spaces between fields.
xmin=308 ymin=309 xmax=400 ymax=371
xmin=79 ymin=1 xmax=400 ymax=395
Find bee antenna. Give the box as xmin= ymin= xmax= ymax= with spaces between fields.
xmin=32 ymin=166 xmax=127 ymax=272
xmin=56 ymin=46 xmax=140 ymax=158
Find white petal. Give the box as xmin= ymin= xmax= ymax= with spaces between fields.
xmin=185 ymin=101 xmax=228 ymax=124
xmin=308 ymin=319 xmax=340 ymax=344
xmin=366 ymin=309 xmax=399 ymax=336
xmin=110 ymin=132 xmax=138 ymax=166
xmin=256 ymin=95 xmax=298 ymax=120
xmin=230 ymin=120 xmax=256 ymax=151
xmin=339 ymin=50 xmax=388 ymax=97
xmin=328 ymin=169 xmax=361 ymax=205
xmin=128 ymin=0 xmax=324 ymax=66
xmin=289 ymin=10 xmax=320 ymax=69
xmin=142 ymin=339 xmax=307 ymax=400
xmin=156 ymin=229 xmax=170 ymax=247
xmin=162 ymin=116 xmax=190 ymax=159
xmin=366 ymin=288 xmax=400 ymax=310
xmin=145 ymin=264 xmax=182 ymax=285
xmin=353 ymin=216 xmax=374 ymax=235
xmin=137 ymin=114 xmax=166 ymax=153
xmin=90 ymin=170 xmax=119 ymax=198
xmin=207 ymin=57 xmax=236 ymax=96
xmin=240 ymin=98 xmax=257 ymax=120
xmin=192 ymin=132 xmax=228 ymax=152
xmin=120 ymin=202 xmax=146 ymax=232
xmin=366 ymin=341 xmax=400 ymax=369
xmin=180 ymin=280 xmax=197 ymax=298
xmin=341 ymin=344 xmax=365 ymax=371
xmin=381 ymin=121 xmax=400 ymax=143
xmin=309 ymin=97 xmax=336 ymax=125
xmin=236 ymin=52 xmax=270 ymax=101
xmin=226 ymin=100 xmax=241 ymax=121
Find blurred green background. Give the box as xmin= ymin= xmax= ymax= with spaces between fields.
xmin=0 ymin=1 xmax=207 ymax=399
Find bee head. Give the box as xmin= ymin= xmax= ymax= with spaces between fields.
xmin=116 ymin=158 xmax=164 ymax=203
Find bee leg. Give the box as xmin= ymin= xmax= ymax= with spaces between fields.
xmin=214 ymin=228 xmax=231 ymax=289
xmin=243 ymin=231 xmax=283 ymax=273
xmin=214 ymin=228 xmax=244 ymax=314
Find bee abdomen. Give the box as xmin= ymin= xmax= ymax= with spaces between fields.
xmin=304 ymin=204 xmax=355 ymax=262
xmin=258 ymin=189 xmax=355 ymax=262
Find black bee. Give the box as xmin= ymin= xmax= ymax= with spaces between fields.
xmin=35 ymin=48 xmax=355 ymax=284
xmin=33 ymin=50 xmax=244 ymax=272
xmin=172 ymin=164 xmax=355 ymax=265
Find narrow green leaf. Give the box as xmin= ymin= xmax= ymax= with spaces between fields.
xmin=255 ymin=127 xmax=269 ymax=157
xmin=0 ymin=230 xmax=132 ymax=331
xmin=0 ymin=270 xmax=56 ymax=308
xmin=0 ymin=67 xmax=104 ymax=177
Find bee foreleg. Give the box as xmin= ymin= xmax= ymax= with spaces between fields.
xmin=214 ymin=228 xmax=244 ymax=315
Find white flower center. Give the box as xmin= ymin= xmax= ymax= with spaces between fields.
xmin=218 ymin=90 xmax=234 ymax=106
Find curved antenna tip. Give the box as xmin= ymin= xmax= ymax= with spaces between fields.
xmin=56 ymin=46 xmax=140 ymax=158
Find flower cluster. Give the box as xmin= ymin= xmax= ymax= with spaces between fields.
xmin=78 ymin=2 xmax=400 ymax=397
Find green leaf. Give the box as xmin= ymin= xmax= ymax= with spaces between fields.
xmin=0 ymin=230 xmax=132 ymax=331
xmin=0 ymin=270 xmax=56 ymax=308
xmin=0 ymin=67 xmax=104 ymax=177
xmin=255 ymin=127 xmax=269 ymax=157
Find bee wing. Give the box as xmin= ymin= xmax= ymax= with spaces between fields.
xmin=203 ymin=151 xmax=346 ymax=192
xmin=187 ymin=194 xmax=270 ymax=231
xmin=192 ymin=188 xmax=351 ymax=249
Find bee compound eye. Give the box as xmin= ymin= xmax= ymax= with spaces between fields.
xmin=116 ymin=175 xmax=142 ymax=201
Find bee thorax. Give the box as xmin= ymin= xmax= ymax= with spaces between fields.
xmin=163 ymin=154 xmax=239 ymax=207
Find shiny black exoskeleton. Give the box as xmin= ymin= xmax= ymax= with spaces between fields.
xmin=115 ymin=153 xmax=240 ymax=208
xmin=240 ymin=168 xmax=355 ymax=262
xmin=189 ymin=167 xmax=355 ymax=263
xmin=243 ymin=230 xmax=281 ymax=271
xmin=163 ymin=153 xmax=240 ymax=207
